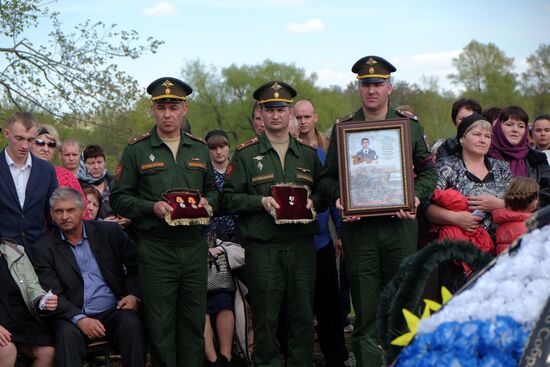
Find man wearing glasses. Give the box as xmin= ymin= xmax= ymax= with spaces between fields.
xmin=0 ymin=112 xmax=58 ymax=252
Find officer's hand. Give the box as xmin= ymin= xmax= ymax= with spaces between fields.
xmin=153 ymin=201 xmax=173 ymax=219
xmin=198 ymin=197 xmax=209 ymax=208
xmin=76 ymin=317 xmax=106 ymax=339
xmin=336 ymin=198 xmax=360 ymax=222
xmin=306 ymin=198 xmax=314 ymax=210
xmin=261 ymin=196 xmax=280 ymax=214
xmin=395 ymin=197 xmax=420 ymax=220
xmin=0 ymin=325 xmax=12 ymax=346
xmin=117 ymin=295 xmax=139 ymax=311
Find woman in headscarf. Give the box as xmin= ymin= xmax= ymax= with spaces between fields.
xmin=78 ymin=144 xmax=131 ymax=227
xmin=488 ymin=105 xmax=550 ymax=208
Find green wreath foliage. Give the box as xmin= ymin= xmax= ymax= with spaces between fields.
xmin=377 ymin=239 xmax=493 ymax=364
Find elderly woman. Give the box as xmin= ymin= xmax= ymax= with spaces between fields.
xmin=488 ymin=106 xmax=550 ymax=208
xmin=426 ymin=113 xmax=513 ymax=291
xmin=426 ymin=113 xmax=513 ymax=233
xmin=78 ymin=144 xmax=131 ymax=227
xmin=30 ymin=125 xmax=90 ymax=219
xmin=0 ymin=240 xmax=58 ymax=367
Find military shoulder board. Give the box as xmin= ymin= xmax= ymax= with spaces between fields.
xmin=396 ymin=109 xmax=419 ymax=122
xmin=184 ymin=132 xmax=206 ymax=144
xmin=236 ymin=137 xmax=259 ymax=151
xmin=128 ymin=131 xmax=151 ymax=145
xmin=295 ymin=137 xmax=316 ymax=150
xmin=334 ymin=113 xmax=354 ymax=124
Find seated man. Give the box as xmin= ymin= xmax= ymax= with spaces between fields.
xmin=31 ymin=187 xmax=145 ymax=367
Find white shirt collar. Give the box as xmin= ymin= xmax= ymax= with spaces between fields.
xmin=4 ymin=149 xmax=32 ymax=169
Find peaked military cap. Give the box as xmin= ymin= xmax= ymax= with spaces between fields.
xmin=253 ymin=81 xmax=297 ymax=108
xmin=147 ymin=77 xmax=193 ymax=103
xmin=352 ymin=56 xmax=396 ymax=83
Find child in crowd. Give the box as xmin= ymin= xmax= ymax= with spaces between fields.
xmin=492 ymin=177 xmax=539 ymax=254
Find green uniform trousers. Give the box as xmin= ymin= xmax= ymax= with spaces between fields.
xmin=342 ymin=217 xmax=418 ymax=367
xmin=246 ymin=240 xmax=316 ymax=367
xmin=139 ymin=238 xmax=208 ymax=367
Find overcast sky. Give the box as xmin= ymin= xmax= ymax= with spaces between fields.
xmin=44 ymin=0 xmax=550 ymax=94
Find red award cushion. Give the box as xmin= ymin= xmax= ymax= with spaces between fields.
xmin=271 ymin=184 xmax=314 ymax=222
xmin=163 ymin=191 xmax=210 ymax=220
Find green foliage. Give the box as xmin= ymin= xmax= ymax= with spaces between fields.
xmin=391 ymin=81 xmax=455 ymax=145
xmin=522 ymin=44 xmax=550 ymax=116
xmin=0 ymin=0 xmax=162 ymax=120
xmin=1 ymin=35 xmax=548 ymax=170
xmin=449 ymin=40 xmax=517 ymax=96
xmin=182 ymin=59 xmax=352 ymax=144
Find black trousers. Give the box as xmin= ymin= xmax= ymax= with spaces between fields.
xmin=314 ymin=243 xmax=348 ymax=367
xmin=51 ymin=307 xmax=146 ymax=367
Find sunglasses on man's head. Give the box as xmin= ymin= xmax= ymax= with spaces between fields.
xmin=34 ymin=139 xmax=57 ymax=148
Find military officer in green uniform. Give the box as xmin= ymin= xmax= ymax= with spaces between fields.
xmin=319 ymin=56 xmax=437 ymax=367
xmin=110 ymin=77 xmax=219 ymax=367
xmin=224 ymin=81 xmax=324 ymax=367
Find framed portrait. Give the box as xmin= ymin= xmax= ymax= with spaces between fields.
xmin=336 ymin=118 xmax=415 ymax=218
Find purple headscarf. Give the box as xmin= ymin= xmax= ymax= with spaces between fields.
xmin=488 ymin=119 xmax=529 ymax=177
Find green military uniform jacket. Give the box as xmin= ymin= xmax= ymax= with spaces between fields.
xmin=110 ymin=127 xmax=219 ymax=244
xmin=224 ymin=133 xmax=324 ymax=245
xmin=320 ymin=106 xmax=437 ymax=205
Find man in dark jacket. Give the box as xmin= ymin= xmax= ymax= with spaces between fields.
xmin=32 ymin=187 xmax=145 ymax=367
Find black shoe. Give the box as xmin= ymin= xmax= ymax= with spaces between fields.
xmin=219 ymin=355 xmax=231 ymax=367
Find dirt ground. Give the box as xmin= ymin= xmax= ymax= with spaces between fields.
xmin=92 ymin=322 xmax=355 ymax=367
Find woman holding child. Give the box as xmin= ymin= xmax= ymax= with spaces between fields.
xmin=425 ymin=113 xmax=513 ymax=291
xmin=426 ymin=113 xmax=512 ymax=238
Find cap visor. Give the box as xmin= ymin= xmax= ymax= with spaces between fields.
xmin=262 ymin=101 xmax=289 ymax=108
xmin=360 ymin=78 xmax=387 ymax=84
xmin=154 ymin=98 xmax=184 ymax=104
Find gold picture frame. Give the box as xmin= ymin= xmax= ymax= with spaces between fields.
xmin=336 ymin=118 xmax=415 ymax=217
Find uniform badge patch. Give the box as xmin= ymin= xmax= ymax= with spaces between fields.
xmin=149 ymin=154 xmax=155 ymax=161
xmin=186 ymin=161 xmax=207 ymax=170
xmin=225 ymin=163 xmax=234 ymax=179
xmin=115 ymin=161 xmax=123 ymax=180
xmin=140 ymin=162 xmax=166 ymax=172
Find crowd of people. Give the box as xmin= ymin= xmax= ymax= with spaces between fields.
xmin=0 ymin=54 xmax=548 ymax=367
